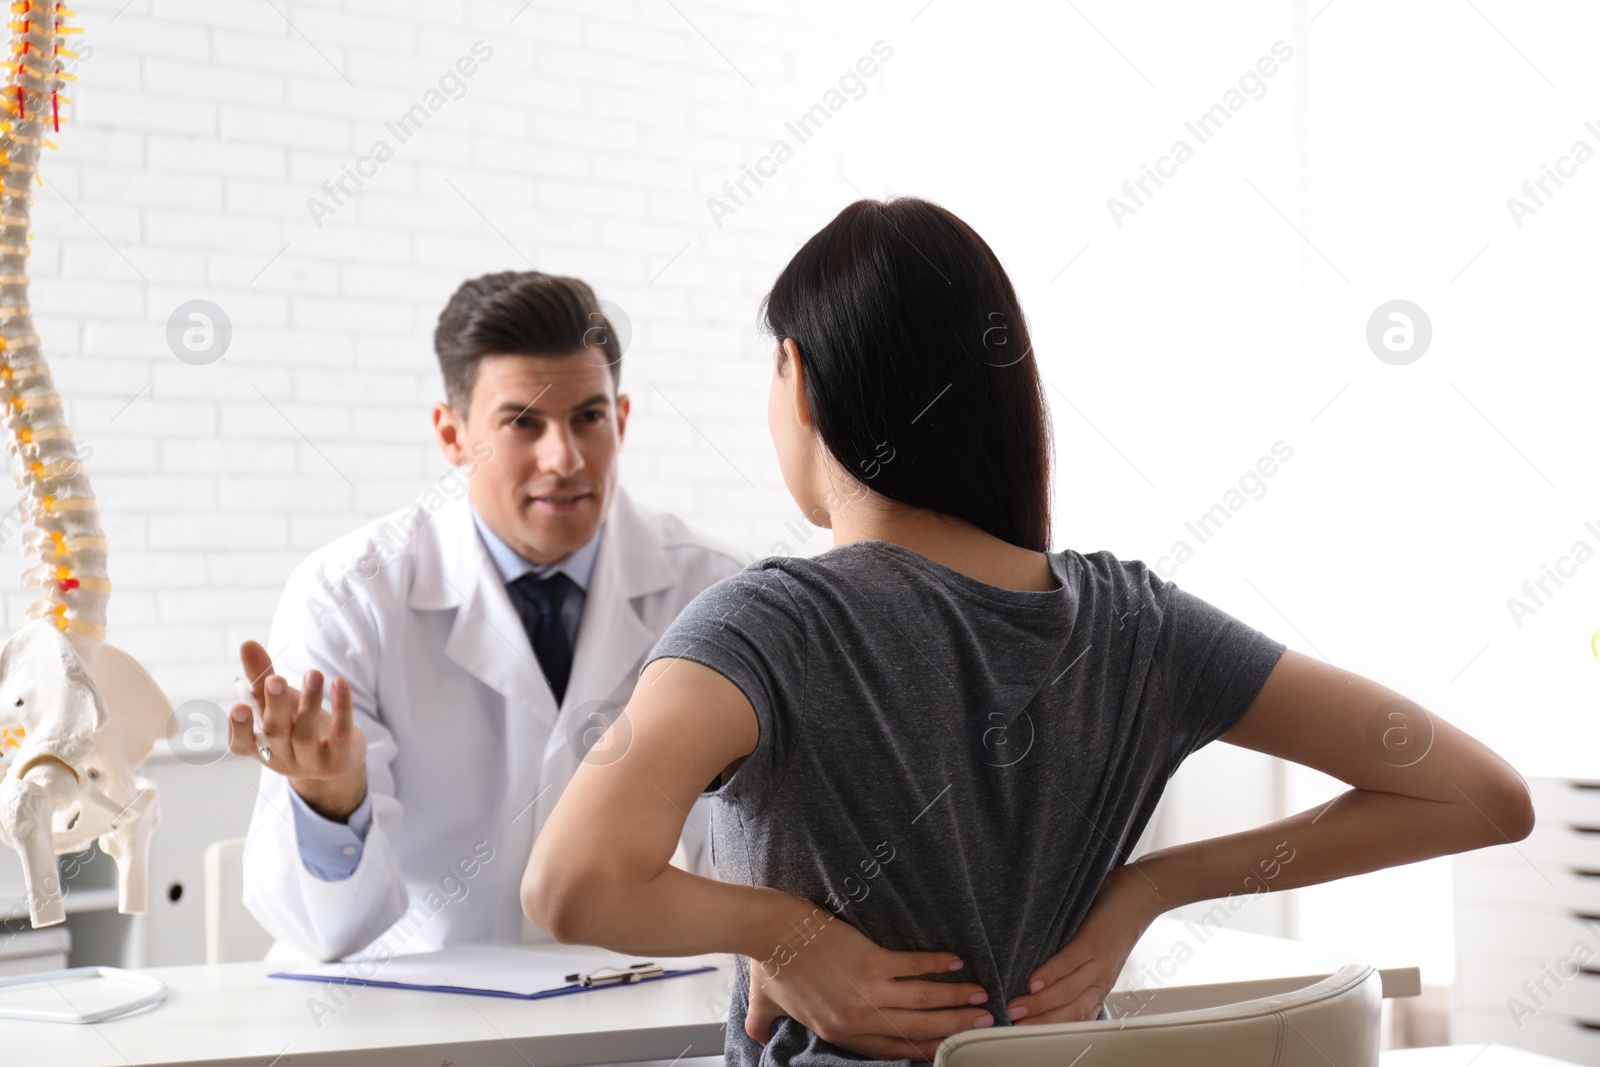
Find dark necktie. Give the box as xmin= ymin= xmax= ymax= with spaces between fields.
xmin=506 ymin=571 xmax=575 ymax=706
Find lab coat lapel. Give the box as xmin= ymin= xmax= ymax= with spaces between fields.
xmin=415 ymin=495 xmax=559 ymax=731
xmin=411 ymin=486 xmax=681 ymax=741
xmin=530 ymin=485 xmax=680 ymax=831
xmin=565 ymin=485 xmax=677 ymax=722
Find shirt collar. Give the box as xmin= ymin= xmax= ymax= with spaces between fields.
xmin=469 ymin=501 xmax=603 ymax=591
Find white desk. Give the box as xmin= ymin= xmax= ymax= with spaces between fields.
xmin=1381 ymin=1046 xmax=1585 ymax=1066
xmin=0 ymin=922 xmax=1418 ymax=1066
xmin=0 ymin=943 xmax=728 ymax=1067
xmin=1118 ymin=915 xmax=1422 ymax=1003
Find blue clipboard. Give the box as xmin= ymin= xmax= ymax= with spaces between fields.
xmin=268 ymin=945 xmax=717 ymax=1002
xmin=268 ymin=964 xmax=716 ymax=1001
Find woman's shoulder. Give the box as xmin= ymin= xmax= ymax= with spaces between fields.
xmin=1063 ymin=545 xmax=1154 ymax=579
xmin=724 ymin=543 xmax=1172 ymax=609
xmin=675 ymin=553 xmax=808 ymax=618
xmin=1054 ymin=546 xmax=1176 ymax=604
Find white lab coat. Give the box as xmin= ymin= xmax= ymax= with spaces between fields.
xmin=241 ymin=483 xmax=752 ymax=962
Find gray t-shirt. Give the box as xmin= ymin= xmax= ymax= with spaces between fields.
xmin=643 ymin=540 xmax=1287 ymax=1066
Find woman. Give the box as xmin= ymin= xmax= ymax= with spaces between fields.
xmin=522 ymin=197 xmax=1533 ymax=1064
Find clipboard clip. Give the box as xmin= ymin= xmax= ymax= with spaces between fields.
xmin=564 ymin=962 xmax=664 ymax=987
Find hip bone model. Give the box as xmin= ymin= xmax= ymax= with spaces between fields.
xmin=0 ymin=3 xmax=173 ymax=928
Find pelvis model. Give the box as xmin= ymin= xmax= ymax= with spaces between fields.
xmin=0 ymin=4 xmax=173 ymax=928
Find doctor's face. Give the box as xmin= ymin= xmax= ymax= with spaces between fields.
xmin=434 ymin=351 xmax=629 ymax=566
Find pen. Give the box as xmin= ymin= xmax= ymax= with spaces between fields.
xmin=235 ymin=676 xmax=273 ymax=763
xmin=564 ymin=963 xmax=664 ymax=987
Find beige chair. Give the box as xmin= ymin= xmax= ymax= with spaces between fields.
xmin=202 ymin=838 xmax=275 ymax=964
xmin=934 ymin=963 xmax=1381 ymax=1067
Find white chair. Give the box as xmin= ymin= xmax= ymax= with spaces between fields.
xmin=202 ymin=838 xmax=274 ymax=964
xmin=934 ymin=963 xmax=1381 ymax=1067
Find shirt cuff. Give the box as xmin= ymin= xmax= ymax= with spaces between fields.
xmin=286 ymin=787 xmax=373 ymax=883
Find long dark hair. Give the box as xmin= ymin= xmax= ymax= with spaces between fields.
xmin=762 ymin=197 xmax=1054 ymax=552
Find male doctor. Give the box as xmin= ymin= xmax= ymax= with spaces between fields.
xmin=230 ymin=271 xmax=751 ymax=962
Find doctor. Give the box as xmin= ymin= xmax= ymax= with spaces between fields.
xmin=229 ymin=271 xmax=751 ymax=962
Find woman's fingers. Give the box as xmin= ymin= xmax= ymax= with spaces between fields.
xmin=1005 ymin=958 xmax=1097 ymax=1021
xmin=1022 ymin=945 xmax=1088 ymax=996
xmin=890 ymin=950 xmax=966 ymax=979
xmin=854 ymin=1002 xmax=993 ymax=1044
xmin=883 ymin=976 xmax=989 ymax=1011
xmin=1013 ymin=981 xmax=1109 ymax=1026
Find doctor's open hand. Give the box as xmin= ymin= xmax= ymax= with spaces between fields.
xmin=229 ymin=639 xmax=369 ymax=822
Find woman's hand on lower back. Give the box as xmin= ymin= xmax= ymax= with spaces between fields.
xmin=743 ymin=906 xmax=995 ymax=1061
xmin=1004 ymin=864 xmax=1169 ymax=1025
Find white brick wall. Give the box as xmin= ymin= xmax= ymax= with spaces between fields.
xmin=21 ymin=0 xmax=914 ymax=705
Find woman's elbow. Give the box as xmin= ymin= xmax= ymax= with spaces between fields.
xmin=522 ymin=858 xmax=599 ymax=944
xmin=1491 ymin=770 xmax=1536 ymax=843
xmin=1457 ymin=766 xmax=1535 ymax=849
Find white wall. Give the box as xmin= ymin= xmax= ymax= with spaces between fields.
xmin=20 ymin=0 xmax=1596 ymax=989
xmin=25 ymin=0 xmax=912 ymax=704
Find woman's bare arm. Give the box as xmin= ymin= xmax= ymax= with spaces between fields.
xmin=1003 ymin=647 xmax=1534 ymax=1025
xmin=1130 ymin=648 xmax=1534 ymax=908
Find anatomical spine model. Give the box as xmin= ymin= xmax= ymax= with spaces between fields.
xmin=0 ymin=3 xmax=172 ymax=928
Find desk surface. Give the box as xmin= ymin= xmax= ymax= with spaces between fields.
xmin=0 ymin=943 xmax=730 ymax=1067
xmin=1381 ymin=1046 xmax=1584 ymax=1066
xmin=1121 ymin=915 xmax=1422 ymax=1000
xmin=0 ymin=921 xmax=1420 ymax=1067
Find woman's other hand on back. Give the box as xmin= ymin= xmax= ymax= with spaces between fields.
xmin=1004 ymin=863 xmax=1169 ymax=1025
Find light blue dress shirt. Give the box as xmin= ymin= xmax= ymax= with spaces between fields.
xmin=287 ymin=504 xmax=605 ymax=882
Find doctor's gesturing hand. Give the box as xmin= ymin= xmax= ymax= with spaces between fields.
xmin=228 ymin=640 xmax=369 ymax=822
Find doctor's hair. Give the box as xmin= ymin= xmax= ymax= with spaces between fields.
xmin=761 ymin=197 xmax=1054 ymax=553
xmin=433 ymin=270 xmax=623 ymax=414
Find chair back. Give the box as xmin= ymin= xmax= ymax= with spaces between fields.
xmin=934 ymin=963 xmax=1382 ymax=1067
xmin=203 ymin=837 xmax=274 ymax=964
